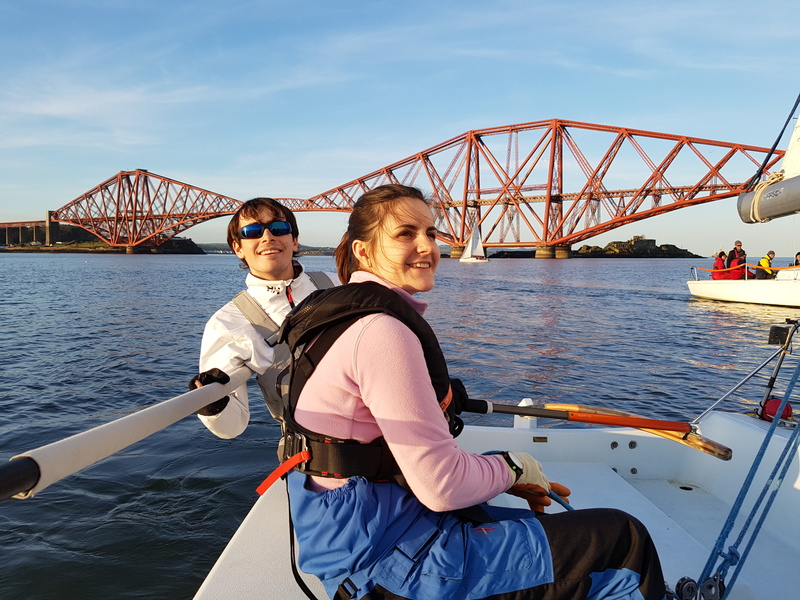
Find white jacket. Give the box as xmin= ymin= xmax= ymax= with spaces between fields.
xmin=197 ymin=265 xmax=337 ymax=439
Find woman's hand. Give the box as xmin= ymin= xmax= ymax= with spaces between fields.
xmin=507 ymin=451 xmax=550 ymax=489
xmin=507 ymin=481 xmax=572 ymax=513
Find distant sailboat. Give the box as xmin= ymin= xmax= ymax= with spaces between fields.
xmin=459 ymin=226 xmax=489 ymax=263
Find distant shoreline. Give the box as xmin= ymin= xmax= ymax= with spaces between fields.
xmin=1 ymin=236 xmax=700 ymax=259
xmin=0 ymin=246 xmax=701 ymax=258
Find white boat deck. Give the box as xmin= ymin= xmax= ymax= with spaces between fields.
xmin=194 ymin=466 xmax=764 ymax=600
xmin=195 ymin=413 xmax=797 ymax=599
xmin=488 ymin=461 xmax=727 ymax=596
xmin=195 ymin=479 xmax=327 ymax=599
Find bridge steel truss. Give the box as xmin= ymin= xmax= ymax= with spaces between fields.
xmin=51 ymin=171 xmax=242 ymax=247
xmin=295 ymin=119 xmax=785 ymax=250
xmin=48 ymin=119 xmax=784 ymax=250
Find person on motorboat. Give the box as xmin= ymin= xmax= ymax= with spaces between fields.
xmin=755 ymin=251 xmax=777 ymax=280
xmin=793 ymin=252 xmax=800 ymax=266
xmin=711 ymin=251 xmax=729 ymax=280
xmin=726 ymin=240 xmax=749 ymax=280
xmin=726 ymin=240 xmax=746 ymax=268
xmin=728 ymin=257 xmax=750 ymax=280
xmin=280 ymin=184 xmax=668 ymax=600
xmin=189 ymin=197 xmax=337 ymax=437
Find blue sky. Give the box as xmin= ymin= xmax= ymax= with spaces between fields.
xmin=2 ymin=0 xmax=800 ymax=257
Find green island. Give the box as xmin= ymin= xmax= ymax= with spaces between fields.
xmin=486 ymin=236 xmax=700 ymax=259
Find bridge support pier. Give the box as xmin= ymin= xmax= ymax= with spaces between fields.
xmin=450 ymin=246 xmax=464 ymax=259
xmin=45 ymin=211 xmax=59 ymax=246
xmin=536 ymin=245 xmax=572 ymax=259
xmin=126 ymin=246 xmax=135 ymax=254
xmin=555 ymin=245 xmax=572 ymax=259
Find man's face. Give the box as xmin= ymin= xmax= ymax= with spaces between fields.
xmin=231 ymin=209 xmax=298 ymax=281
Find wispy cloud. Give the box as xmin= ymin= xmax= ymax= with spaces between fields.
xmin=2 ymin=0 xmax=799 ymax=250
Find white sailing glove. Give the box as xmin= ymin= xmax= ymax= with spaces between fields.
xmin=504 ymin=451 xmax=550 ymax=491
xmin=499 ymin=451 xmax=571 ymax=513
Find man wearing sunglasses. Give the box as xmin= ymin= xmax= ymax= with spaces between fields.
xmin=725 ymin=240 xmax=749 ymax=280
xmin=191 ymin=198 xmax=337 ymax=440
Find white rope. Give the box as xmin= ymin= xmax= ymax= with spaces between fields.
xmin=749 ymin=170 xmax=785 ymax=223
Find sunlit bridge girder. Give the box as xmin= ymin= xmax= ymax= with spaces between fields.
xmin=51 ymin=170 xmax=243 ymax=247
xmin=297 ymin=119 xmax=784 ymax=248
xmin=43 ymin=119 xmax=784 ymax=249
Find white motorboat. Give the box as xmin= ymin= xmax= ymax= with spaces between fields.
xmin=193 ymin=322 xmax=800 ymax=600
xmin=687 ymin=266 xmax=800 ymax=308
xmin=688 ymin=104 xmax=800 ymax=309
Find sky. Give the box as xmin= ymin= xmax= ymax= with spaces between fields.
xmin=2 ymin=0 xmax=800 ymax=257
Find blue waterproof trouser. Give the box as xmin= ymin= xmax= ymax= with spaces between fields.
xmin=288 ymin=472 xmax=666 ymax=600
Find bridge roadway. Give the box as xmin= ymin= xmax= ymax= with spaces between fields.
xmin=0 ymin=210 xmax=59 ymax=246
xmin=0 ymin=220 xmax=49 ymax=246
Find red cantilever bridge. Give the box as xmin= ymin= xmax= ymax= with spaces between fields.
xmin=10 ymin=119 xmax=785 ymax=255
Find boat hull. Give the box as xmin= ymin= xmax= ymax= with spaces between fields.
xmin=687 ymin=278 xmax=800 ymax=307
xmin=195 ymin=410 xmax=800 ymax=600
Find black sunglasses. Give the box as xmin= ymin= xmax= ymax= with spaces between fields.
xmin=238 ymin=220 xmax=293 ymax=239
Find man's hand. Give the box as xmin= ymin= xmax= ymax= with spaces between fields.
xmin=189 ymin=368 xmax=231 ymax=416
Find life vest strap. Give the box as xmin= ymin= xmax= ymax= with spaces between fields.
xmin=256 ymin=450 xmax=311 ymax=495
xmin=282 ymin=431 xmax=403 ymax=483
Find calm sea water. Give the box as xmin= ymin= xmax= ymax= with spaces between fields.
xmin=1 ymin=252 xmax=797 ymax=599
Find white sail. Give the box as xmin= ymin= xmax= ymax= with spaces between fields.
xmin=781 ymin=115 xmax=800 ymax=179
xmin=737 ymin=116 xmax=800 ymax=223
xmin=460 ymin=225 xmax=488 ymax=262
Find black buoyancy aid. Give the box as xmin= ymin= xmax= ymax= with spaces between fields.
xmin=276 ymin=281 xmax=465 ymax=484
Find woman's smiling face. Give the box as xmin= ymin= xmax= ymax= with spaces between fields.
xmin=353 ymin=196 xmax=440 ymax=294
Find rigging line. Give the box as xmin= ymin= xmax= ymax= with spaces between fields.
xmin=692 ymin=347 xmax=782 ymax=423
xmin=698 ymin=354 xmax=800 ymax=587
xmin=724 ymin=415 xmax=800 ymax=598
xmin=730 ymin=401 xmax=796 ymax=552
xmin=744 ymin=91 xmax=800 ymax=192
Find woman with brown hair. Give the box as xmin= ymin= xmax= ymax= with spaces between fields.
xmin=281 ymin=184 xmax=667 ymax=600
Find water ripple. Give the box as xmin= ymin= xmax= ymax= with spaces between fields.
xmin=1 ymin=254 xmax=795 ymax=598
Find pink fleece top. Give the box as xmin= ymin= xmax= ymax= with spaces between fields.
xmin=294 ymin=271 xmax=512 ymax=512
